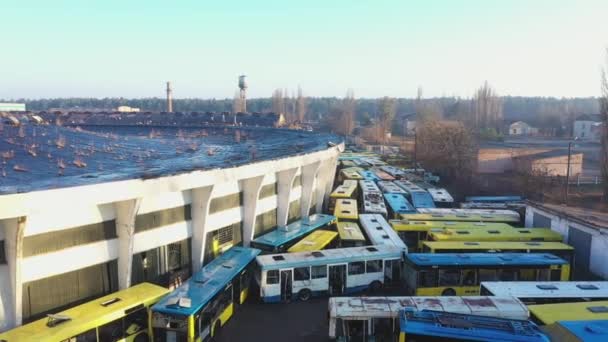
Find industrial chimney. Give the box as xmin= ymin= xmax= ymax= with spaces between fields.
xmin=166 ymin=81 xmax=173 ymax=113
xmin=238 ymin=75 xmax=247 ymax=113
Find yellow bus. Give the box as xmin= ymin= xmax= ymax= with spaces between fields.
xmin=399 ymin=212 xmax=520 ymax=224
xmin=287 ymin=230 xmax=338 ymax=253
xmin=334 ymin=199 xmax=358 ymax=222
xmin=0 ymin=282 xmax=169 ymax=342
xmin=404 ymin=253 xmax=570 ymax=296
xmin=339 ymin=168 xmax=364 ymax=181
xmin=328 ymin=180 xmax=358 ymax=212
xmin=340 ymin=160 xmax=356 ymax=168
xmin=336 ymin=221 xmax=366 ymax=247
xmin=529 ymin=300 xmax=608 ymax=325
xmin=389 ymin=220 xmax=514 ymax=252
xmin=421 ymin=241 xmax=575 ymax=266
xmin=428 ymin=227 xmax=563 ymax=243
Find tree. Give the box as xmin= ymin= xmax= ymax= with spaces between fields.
xmin=601 ymin=51 xmax=608 ymax=200
xmin=471 ymin=81 xmax=503 ymax=132
xmin=414 ymin=86 xmax=443 ymax=122
xmin=271 ymin=89 xmax=285 ymax=115
xmin=296 ymin=85 xmax=307 ymax=123
xmin=324 ymin=89 xmax=356 ymax=137
xmin=377 ymin=96 xmax=396 ymax=144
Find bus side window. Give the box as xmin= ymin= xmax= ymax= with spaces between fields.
xmin=461 ymin=269 xmax=476 ymax=286
xmin=124 ymin=307 xmax=148 ymax=336
xmin=438 ymin=269 xmax=460 ymax=286
xmin=62 ymin=328 xmax=96 ymax=342
xmin=98 ymin=317 xmax=124 ymax=342
xmin=311 ymin=265 xmax=327 ymax=279
xmin=498 ymin=269 xmax=518 ymax=281
xmin=266 ymin=270 xmax=279 ymax=284
xmin=418 ymin=270 xmax=438 ymax=287
xmin=478 ymin=269 xmax=498 ymax=282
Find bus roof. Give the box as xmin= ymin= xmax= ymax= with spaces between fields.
xmin=405 ymin=253 xmax=568 ymax=267
xmin=359 ymin=214 xmax=407 ymax=251
xmin=529 ymin=301 xmax=608 ymax=325
xmin=373 ymin=169 xmax=395 ymax=181
xmin=409 ymin=191 xmax=436 ymax=209
xmin=481 ymin=281 xmax=608 ymax=299
xmin=362 ymin=192 xmax=387 ymax=216
xmin=287 ymin=230 xmax=338 ymax=253
xmin=390 ymin=220 xmax=513 ymax=231
xmin=359 ymin=180 xmax=381 ymax=193
xmin=358 ymin=170 xmax=380 ymax=181
xmin=465 ymin=195 xmax=524 ymax=203
xmin=360 ymin=157 xmax=386 ymax=166
xmin=427 ymin=188 xmax=454 ymax=203
xmin=399 ymin=213 xmax=521 ymax=223
xmin=423 ymin=241 xmax=574 ymax=252
xmin=251 ymin=214 xmax=336 ymax=248
xmin=394 ymin=180 xmax=426 ymax=193
xmin=384 ymin=193 xmax=416 ymax=214
xmin=152 ymin=247 xmax=260 ymax=317
xmin=256 ymin=245 xmax=403 ymax=271
xmin=399 ymin=309 xmax=549 ymax=342
xmin=0 ymin=283 xmax=169 ymax=342
xmin=428 ymin=227 xmax=563 ymax=242
xmin=330 ymin=182 xmax=358 ymax=199
xmin=340 ymin=168 xmax=364 ymax=179
xmin=380 ymin=165 xmax=406 ymax=178
xmin=377 ymin=181 xmax=408 ymax=195
xmin=336 ymin=221 xmax=366 ymax=241
xmin=334 ymin=199 xmax=358 ymax=220
xmin=416 ymin=208 xmax=521 ymax=221
xmin=545 ymin=320 xmax=608 ymax=342
xmin=328 ymin=296 xmax=529 ymax=320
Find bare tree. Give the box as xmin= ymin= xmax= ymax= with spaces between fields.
xmin=414 ymin=86 xmax=443 ymax=122
xmin=472 ymin=81 xmax=503 ymax=132
xmin=377 ymin=96 xmax=396 ymax=144
xmin=296 ymin=85 xmax=307 ymax=123
xmin=324 ymin=89 xmax=356 ymax=137
xmin=601 ymin=51 xmax=608 ymax=200
xmin=271 ymin=89 xmax=285 ymax=115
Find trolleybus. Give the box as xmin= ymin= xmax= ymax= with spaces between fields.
xmin=336 ymin=221 xmax=367 ymax=247
xmin=377 ymin=181 xmax=408 ymax=195
xmin=427 ymin=227 xmax=563 ymax=243
xmin=359 ymin=214 xmax=407 ymax=253
xmin=358 ymin=170 xmax=380 ymax=182
xmin=416 ymin=207 xmax=521 ymax=222
xmin=287 ymin=230 xmax=338 ymax=253
xmin=328 ymin=180 xmax=358 ymax=212
xmin=334 ymin=199 xmax=359 ymax=222
xmin=543 ymin=320 xmax=608 ymax=342
xmin=529 ymin=300 xmax=608 ymax=325
xmin=481 ymin=281 xmax=608 ymax=304
xmin=399 ymin=212 xmax=521 ymax=224
xmin=250 ymin=214 xmax=336 ymax=253
xmin=426 ymin=188 xmax=454 ymax=208
xmin=384 ymin=193 xmax=416 ymax=219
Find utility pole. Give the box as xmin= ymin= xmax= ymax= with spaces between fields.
xmin=564 ymin=141 xmax=572 ymax=205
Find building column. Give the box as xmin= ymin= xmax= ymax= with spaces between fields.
xmin=191 ymin=186 xmax=214 ymax=271
xmin=301 ymin=161 xmax=321 ymax=219
xmin=323 ymin=156 xmax=339 ymax=211
xmin=114 ymin=198 xmax=141 ymax=290
xmin=315 ymin=158 xmax=335 ymax=213
xmin=240 ymin=175 xmax=265 ymax=246
xmin=276 ymin=168 xmax=299 ymax=229
xmin=0 ymin=216 xmax=26 ymax=331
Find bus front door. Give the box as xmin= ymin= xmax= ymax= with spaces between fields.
xmin=280 ymin=270 xmax=292 ymax=302
xmin=329 ymin=264 xmax=347 ymax=296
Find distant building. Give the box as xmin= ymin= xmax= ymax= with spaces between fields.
xmin=509 ymin=121 xmax=538 ymax=136
xmin=0 ymin=103 xmax=26 ymax=112
xmin=116 ymin=105 xmax=140 ymax=113
xmin=574 ymin=114 xmax=602 ymax=141
xmin=513 ymin=150 xmax=582 ymax=177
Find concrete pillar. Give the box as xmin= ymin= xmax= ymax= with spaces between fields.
xmin=240 ymin=175 xmax=265 ymax=246
xmin=190 ymin=186 xmax=214 ymax=271
xmin=0 ymin=216 xmax=26 ymax=331
xmin=276 ymin=168 xmax=298 ymax=229
xmin=315 ymin=159 xmax=335 ymax=213
xmin=301 ymin=161 xmax=321 ymax=219
xmin=114 ymin=198 xmax=141 ymax=290
xmin=323 ymin=156 xmax=339 ymax=211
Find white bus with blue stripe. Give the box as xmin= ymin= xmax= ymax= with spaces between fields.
xmin=255 ymin=245 xmax=404 ymax=302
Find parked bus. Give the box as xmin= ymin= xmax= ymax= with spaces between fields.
xmin=398 ymin=309 xmax=550 ymax=342
xmin=360 ymin=157 xmax=386 ymax=166
xmin=0 ymin=283 xmax=169 ymax=342
xmin=373 ymin=169 xmax=395 ymax=181
xmin=151 ymin=246 xmax=261 ymax=342
xmin=334 ymin=199 xmax=359 ymax=222
xmin=481 ymin=281 xmax=608 ymax=304
xmin=250 ymin=214 xmax=337 ymax=253
xmin=336 ymin=221 xmax=366 ymax=247
xmin=399 ymin=212 xmax=521 ymax=223
xmin=380 ymin=165 xmax=406 ymax=179
xmin=529 ymin=300 xmax=608 ymax=325
xmin=359 ymin=214 xmax=407 ymax=254
xmin=287 ymin=230 xmax=338 ymax=253
xmin=359 ymin=180 xmax=387 ymax=217
xmin=416 ymin=208 xmax=522 ymax=222
xmin=359 ymin=179 xmax=381 ymax=193
xmin=339 ymin=168 xmax=364 ymax=181
xmin=403 ymin=253 xmax=570 ymax=296
xmin=340 ymin=160 xmax=356 ymax=168
xmin=358 ymin=170 xmax=380 ymax=181
xmin=426 ymin=188 xmax=454 ymax=208
xmin=384 ymin=193 xmax=416 ymax=219
xmin=465 ymin=195 xmax=524 ymax=203
xmin=543 ymin=320 xmax=608 ymax=342
xmin=428 ymin=227 xmax=563 ymax=244
xmin=422 ymin=241 xmax=574 ymax=265
xmin=377 ymin=181 xmax=408 ymax=195
xmin=329 ymin=180 xmax=358 ymax=212
xmin=390 ymin=220 xmax=515 ymax=252
xmin=255 ymin=245 xmax=403 ymax=303
xmin=328 ymin=296 xmax=529 ymax=341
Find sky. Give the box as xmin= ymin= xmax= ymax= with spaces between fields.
xmin=1 ymin=0 xmax=608 ymax=99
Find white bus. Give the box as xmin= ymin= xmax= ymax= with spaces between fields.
xmin=480 ymin=281 xmax=608 ymax=304
xmin=255 ymin=245 xmax=403 ymax=303
xmin=359 ymin=180 xmax=387 ymax=217
xmin=328 ymin=296 xmax=529 ymax=341
xmin=359 ymin=214 xmax=407 ymax=252
xmin=416 ymin=208 xmax=521 ymax=222
xmin=377 ymin=181 xmax=408 ymax=195
xmin=380 ymin=165 xmax=406 ymax=179
xmin=427 ymin=188 xmax=454 ymax=208
xmin=359 ymin=180 xmax=381 ymax=193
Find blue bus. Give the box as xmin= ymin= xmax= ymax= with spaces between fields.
xmin=384 ymin=193 xmax=416 ymax=219
xmin=394 ymin=180 xmax=436 ymax=209
xmin=250 ymin=214 xmax=337 ymax=253
xmin=398 ymin=308 xmax=550 ymax=342
xmin=151 ymin=246 xmax=261 ymax=342
xmin=358 ymin=170 xmax=380 ymax=181
xmin=544 ymin=320 xmax=608 ymax=342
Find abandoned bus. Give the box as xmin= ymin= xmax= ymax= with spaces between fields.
xmin=151 ymin=247 xmax=261 ymax=342
xmin=250 ymin=214 xmax=337 ymax=253
xmin=358 ymin=170 xmax=380 ymax=182
xmin=543 ymin=320 xmax=608 ymax=342
xmin=359 ymin=180 xmax=381 ymax=193
xmin=404 ymin=253 xmax=570 ymax=296
xmin=399 ymin=212 xmax=521 ymax=224
xmin=384 ymin=193 xmax=416 ymax=219
xmin=380 ymin=165 xmax=407 ymax=179
xmin=287 ymin=230 xmax=338 ymax=253
xmin=394 ymin=181 xmax=436 ymax=209
xmin=255 ymin=245 xmax=403 ymax=302
xmin=416 ymin=208 xmax=522 ymax=222
xmin=528 ymin=300 xmax=608 ymax=325
xmin=328 ymin=296 xmax=529 ymax=341
xmin=427 ymin=227 xmax=563 ymax=244
xmin=359 ymin=214 xmax=407 ymax=254
xmin=328 ymin=180 xmax=358 ymax=212
xmin=377 ymin=181 xmax=408 ymax=195
xmin=336 ymin=221 xmax=366 ymax=247
xmin=359 ymin=180 xmax=387 ymax=217
xmin=0 ymin=283 xmax=169 ymax=342
xmin=373 ymin=169 xmax=395 ymax=181
xmin=426 ymin=188 xmax=454 ymax=208
xmin=480 ymin=281 xmax=608 ymax=304
xmin=339 ymin=168 xmax=364 ymax=181
xmin=334 ymin=199 xmax=359 ymax=222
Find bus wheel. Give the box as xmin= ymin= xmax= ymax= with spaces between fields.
xmin=134 ymin=332 xmax=149 ymax=342
xmin=298 ymin=289 xmax=312 ymax=301
xmin=369 ymin=281 xmax=382 ymax=293
xmin=442 ymin=288 xmax=456 ymax=296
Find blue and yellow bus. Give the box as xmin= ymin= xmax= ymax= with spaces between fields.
xmin=384 ymin=193 xmax=416 ymax=219
xmin=329 ymin=180 xmax=358 ymax=212
xmin=403 ymin=253 xmax=570 ymax=296
xmin=287 ymin=230 xmax=338 ymax=253
xmin=151 ymin=247 xmax=261 ymax=341
xmin=250 ymin=214 xmax=337 ymax=253
xmin=543 ymin=320 xmax=608 ymax=342
xmin=334 ymin=199 xmax=359 ymax=222
xmin=358 ymin=170 xmax=380 ymax=181
xmin=398 ymin=309 xmax=550 ymax=342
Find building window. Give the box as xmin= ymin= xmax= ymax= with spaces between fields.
xmin=203 ymin=222 xmax=243 ymax=265
xmin=259 ymin=183 xmax=277 ymax=199
xmin=135 ymin=205 xmax=191 ymax=233
xmin=131 ymin=239 xmax=191 ymax=287
xmin=288 ymin=200 xmax=301 ymax=224
xmin=209 ymin=192 xmax=243 ymax=214
xmin=254 ymin=209 xmax=277 ymax=237
xmin=292 ymin=175 xmax=302 ymax=188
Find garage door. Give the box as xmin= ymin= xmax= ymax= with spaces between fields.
xmin=532 ymin=212 xmax=552 ymax=228
xmin=567 ymin=227 xmax=592 ymax=279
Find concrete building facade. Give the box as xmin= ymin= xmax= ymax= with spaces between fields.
xmin=0 ymin=142 xmax=342 ymax=332
xmin=573 ymin=114 xmax=602 ymax=141
xmin=509 ymin=121 xmax=538 ymax=136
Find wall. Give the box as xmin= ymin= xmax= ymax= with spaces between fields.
xmin=477 ymin=148 xmax=550 ymax=174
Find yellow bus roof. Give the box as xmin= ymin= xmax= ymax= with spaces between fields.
xmin=399 ymin=213 xmax=520 ymax=223
xmin=330 ymin=182 xmax=358 ymax=199
xmin=334 ymin=199 xmax=359 ymax=220
xmin=529 ymin=300 xmax=608 ymax=325
xmin=340 ymin=160 xmax=356 ymax=167
xmin=428 ymin=227 xmax=563 ymax=242
xmin=336 ymin=222 xmax=366 ymax=241
xmin=390 ymin=220 xmax=513 ymax=232
xmin=0 ymin=282 xmax=169 ymax=342
xmin=287 ymin=230 xmax=338 ymax=253
xmin=340 ymin=168 xmax=364 ymax=179
xmin=422 ymin=241 xmax=574 ymax=252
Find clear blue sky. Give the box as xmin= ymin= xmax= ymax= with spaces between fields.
xmin=2 ymin=0 xmax=607 ymax=99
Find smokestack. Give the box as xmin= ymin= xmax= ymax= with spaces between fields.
xmin=166 ymin=81 xmax=173 ymax=113
xmin=238 ymin=75 xmax=247 ymax=113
